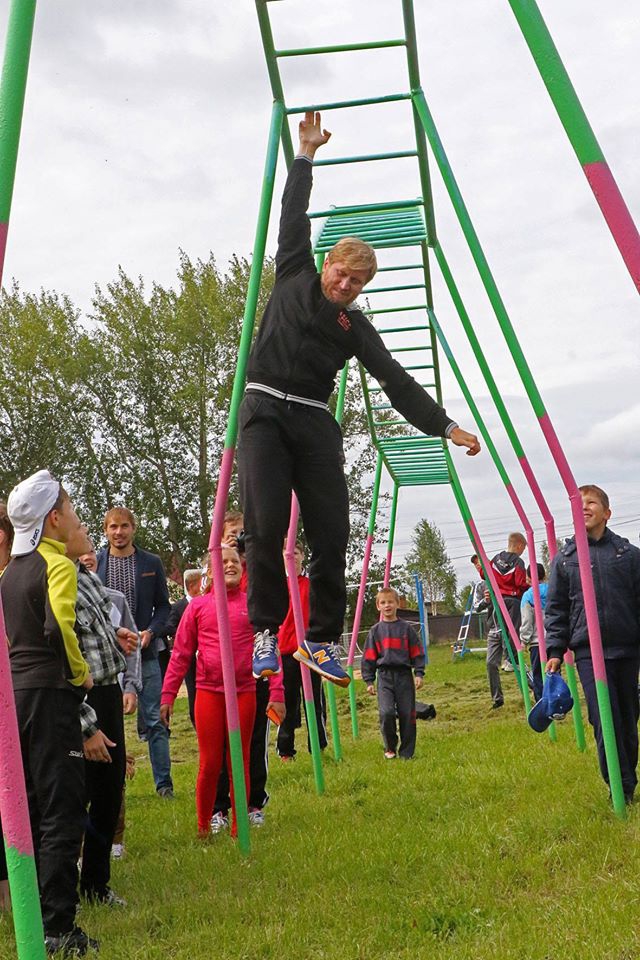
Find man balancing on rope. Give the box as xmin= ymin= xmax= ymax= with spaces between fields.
xmin=240 ymin=111 xmax=480 ymax=687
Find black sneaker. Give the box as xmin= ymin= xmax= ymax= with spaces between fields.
xmin=157 ymin=785 xmax=174 ymax=799
xmin=491 ymin=700 xmax=504 ymax=710
xmin=82 ymin=886 xmax=127 ymax=907
xmin=45 ymin=926 xmax=99 ymax=956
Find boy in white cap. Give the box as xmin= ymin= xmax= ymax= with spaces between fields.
xmin=0 ymin=470 xmax=98 ymax=957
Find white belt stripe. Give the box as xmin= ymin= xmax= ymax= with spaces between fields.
xmin=245 ymin=382 xmax=330 ymax=412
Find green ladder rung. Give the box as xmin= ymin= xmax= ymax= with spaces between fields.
xmin=275 ymin=39 xmax=407 ymax=58
xmin=365 ymin=283 xmax=426 ymax=293
xmin=366 ymin=305 xmax=427 ymax=315
xmin=323 ymin=209 xmax=423 ymax=226
xmin=374 ymin=325 xmax=429 ymax=335
xmin=309 ymin=199 xmax=423 ymax=219
xmin=286 ymin=93 xmax=412 ymax=114
xmin=369 ymin=382 xmax=435 ymax=392
xmin=387 ymin=346 xmax=432 ymax=354
xmin=320 ymin=224 xmax=425 ymax=242
xmin=375 ymin=264 xmax=423 ymax=273
xmin=314 ymin=151 xmax=418 ymax=167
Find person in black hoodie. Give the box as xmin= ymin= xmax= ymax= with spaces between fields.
xmin=546 ymin=485 xmax=640 ymax=803
xmin=241 ymin=110 xmax=480 ymax=687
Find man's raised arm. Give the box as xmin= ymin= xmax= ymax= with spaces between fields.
xmin=276 ymin=112 xmax=332 ymax=281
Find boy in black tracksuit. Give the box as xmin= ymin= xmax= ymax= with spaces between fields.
xmin=545 ymin=485 xmax=640 ymax=803
xmin=362 ymin=588 xmax=425 ymax=759
xmin=242 ymin=110 xmax=480 ymax=687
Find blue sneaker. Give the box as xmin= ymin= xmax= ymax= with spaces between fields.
xmin=293 ymin=640 xmax=350 ymax=687
xmin=252 ymin=630 xmax=280 ymax=679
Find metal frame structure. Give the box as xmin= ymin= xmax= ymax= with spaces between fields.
xmin=0 ymin=11 xmax=637 ymax=950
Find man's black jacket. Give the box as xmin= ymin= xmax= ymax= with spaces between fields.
xmin=545 ymin=527 xmax=640 ymax=661
xmin=246 ymin=158 xmax=454 ymax=438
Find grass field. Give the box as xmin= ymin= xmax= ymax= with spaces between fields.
xmin=2 ymin=646 xmax=640 ymax=960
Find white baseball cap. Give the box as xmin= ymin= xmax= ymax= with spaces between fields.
xmin=7 ymin=470 xmax=61 ymax=556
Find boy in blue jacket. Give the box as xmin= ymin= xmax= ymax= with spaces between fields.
xmin=520 ymin=563 xmax=548 ymax=702
xmin=362 ymin=588 xmax=425 ymax=759
xmin=546 ymin=485 xmax=640 ymax=803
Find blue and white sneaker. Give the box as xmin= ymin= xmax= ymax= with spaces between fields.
xmin=252 ymin=629 xmax=280 ymax=679
xmin=293 ymin=640 xmax=350 ymax=688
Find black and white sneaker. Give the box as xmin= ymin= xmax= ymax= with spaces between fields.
xmin=45 ymin=926 xmax=99 ymax=956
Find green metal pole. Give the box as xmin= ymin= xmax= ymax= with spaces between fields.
xmin=208 ymin=101 xmax=285 ymax=854
xmin=0 ymin=0 xmax=37 ymax=284
xmin=346 ymin=453 xmax=384 ymax=738
xmin=254 ymin=0 xmax=294 ymax=166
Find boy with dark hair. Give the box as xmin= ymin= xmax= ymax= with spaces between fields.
xmin=520 ymin=563 xmax=547 ymax=702
xmin=1 ymin=471 xmax=98 ymax=956
xmin=362 ymin=588 xmax=425 ymax=760
xmin=546 ymin=485 xmax=640 ymax=803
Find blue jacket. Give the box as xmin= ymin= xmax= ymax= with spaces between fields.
xmin=96 ymin=546 xmax=170 ymax=660
xmin=545 ymin=527 xmax=640 ymax=662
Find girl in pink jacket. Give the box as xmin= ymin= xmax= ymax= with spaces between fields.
xmin=160 ymin=546 xmax=284 ymax=837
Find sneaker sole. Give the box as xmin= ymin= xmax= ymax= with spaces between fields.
xmin=252 ymin=667 xmax=280 ymax=680
xmin=293 ymin=647 xmax=351 ymax=688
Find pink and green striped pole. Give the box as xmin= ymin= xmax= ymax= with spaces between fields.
xmin=0 ymin=2 xmax=47 ymax=956
xmin=0 ymin=0 xmax=36 ymax=283
xmin=416 ymin=93 xmax=622 ymax=813
xmin=284 ymin=496 xmax=325 ymax=793
xmin=346 ymin=451 xmax=383 ymax=738
xmin=507 ymin=0 xmax=640 ymax=294
xmin=442 ymin=451 xmax=532 ymax=716
xmin=0 ymin=604 xmax=45 ymax=959
xmin=434 ymin=242 xmax=585 ymax=748
xmin=207 ymin=101 xmax=285 ymax=854
xmin=320 ymin=361 xmax=350 ymax=762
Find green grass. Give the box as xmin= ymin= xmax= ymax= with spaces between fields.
xmin=3 ymin=647 xmax=640 ymax=959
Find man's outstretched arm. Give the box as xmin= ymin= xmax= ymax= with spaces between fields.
xmin=276 ymin=112 xmax=332 ymax=281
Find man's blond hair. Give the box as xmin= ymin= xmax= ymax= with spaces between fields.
xmin=327 ymin=237 xmax=377 ymax=283
xmin=508 ymin=532 xmax=526 ymax=551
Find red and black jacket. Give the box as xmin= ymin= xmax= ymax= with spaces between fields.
xmin=361 ymin=619 xmax=425 ymax=684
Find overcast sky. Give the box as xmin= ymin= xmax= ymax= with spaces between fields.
xmin=3 ymin=0 xmax=639 ymax=587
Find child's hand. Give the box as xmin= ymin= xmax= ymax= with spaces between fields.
xmin=415 ymin=676 xmax=423 ymax=690
xmin=366 ymin=684 xmax=375 ymax=696
xmin=125 ymin=753 xmax=136 ymax=780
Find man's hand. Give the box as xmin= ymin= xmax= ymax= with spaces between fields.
xmin=160 ymin=703 xmax=173 ymax=727
xmin=449 ymin=427 xmax=481 ymax=457
xmin=123 ymin=693 xmax=137 ymax=715
xmin=139 ymin=630 xmax=153 ymax=650
xmin=298 ymin=111 xmax=331 ymax=160
xmin=415 ymin=676 xmax=424 ymax=691
xmin=117 ymin=628 xmax=139 ymax=656
xmin=546 ymin=658 xmax=562 ymax=674
xmin=84 ymin=730 xmax=115 ymax=763
xmin=366 ymin=684 xmax=375 ymax=696
xmin=82 ymin=673 xmax=94 ymax=691
xmin=266 ymin=701 xmax=286 ymax=724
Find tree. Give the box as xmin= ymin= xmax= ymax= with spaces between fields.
xmin=403 ymin=518 xmax=457 ymax=615
xmin=0 ymin=253 xmax=385 ymax=578
xmin=540 ymin=538 xmax=564 ymax=576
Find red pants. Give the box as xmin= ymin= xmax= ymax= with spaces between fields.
xmin=194 ymin=689 xmax=256 ymax=835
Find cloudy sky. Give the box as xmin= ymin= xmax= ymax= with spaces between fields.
xmin=3 ymin=0 xmax=639 ymax=586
